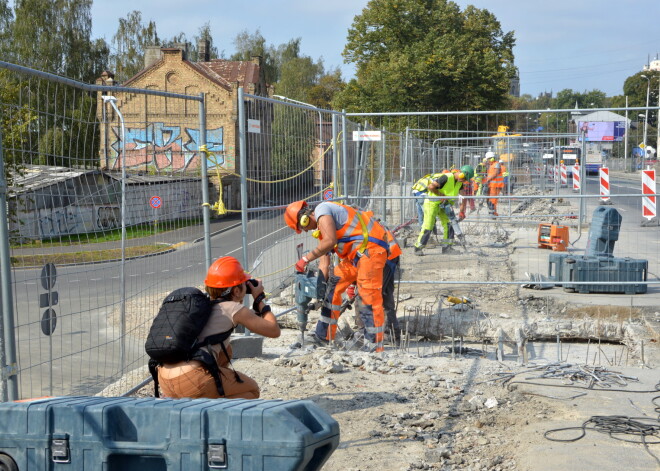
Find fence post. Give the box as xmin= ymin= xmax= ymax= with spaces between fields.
xmin=381 ymin=127 xmax=386 ymax=219
xmin=237 ymin=87 xmax=249 ymax=273
xmin=341 ymin=110 xmax=349 ymax=201
xmin=198 ymin=92 xmax=212 ymax=270
xmin=0 ymin=127 xmax=19 ymax=401
xmin=331 ymin=113 xmax=338 ymax=194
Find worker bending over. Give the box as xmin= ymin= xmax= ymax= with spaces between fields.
xmin=284 ymin=200 xmax=400 ymax=352
xmin=413 ymin=165 xmax=473 ymax=254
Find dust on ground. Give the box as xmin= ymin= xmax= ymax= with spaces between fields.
xmin=101 ymin=186 xmax=659 ymax=471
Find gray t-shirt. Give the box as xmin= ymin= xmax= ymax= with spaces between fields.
xmin=314 ymin=202 xmax=348 ymax=230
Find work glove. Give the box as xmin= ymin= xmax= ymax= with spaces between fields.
xmin=346 ymin=283 xmax=357 ymax=299
xmin=295 ymin=256 xmax=309 ymax=273
xmin=458 ymin=211 xmax=466 ymax=221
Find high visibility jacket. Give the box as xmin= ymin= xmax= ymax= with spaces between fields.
xmin=332 ymin=203 xmax=393 ymax=261
xmin=436 ymin=172 xmax=463 ymax=199
xmin=476 ymin=162 xmax=488 ymax=177
xmin=412 ymin=173 xmax=444 ymax=193
xmin=486 ymin=161 xmax=505 ymax=188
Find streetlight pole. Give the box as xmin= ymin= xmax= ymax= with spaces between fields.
xmin=641 ymin=75 xmax=651 ymax=156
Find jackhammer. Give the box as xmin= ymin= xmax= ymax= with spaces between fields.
xmin=443 ymin=203 xmax=467 ymax=250
xmin=294 ymin=269 xmax=326 ymax=345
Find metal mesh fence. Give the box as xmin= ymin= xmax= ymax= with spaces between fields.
xmin=1 ymin=65 xmax=659 ymax=400
xmin=0 ymin=62 xmax=213 ymax=400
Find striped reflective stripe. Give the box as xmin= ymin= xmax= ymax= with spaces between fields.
xmin=365 ymin=325 xmax=385 ymax=334
xmin=319 ymin=315 xmax=338 ymax=325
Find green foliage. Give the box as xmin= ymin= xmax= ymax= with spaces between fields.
xmin=335 ymin=0 xmax=516 ymax=113
xmin=0 ymin=70 xmax=34 ymax=186
xmin=271 ymin=107 xmax=316 ymax=177
xmin=307 ymin=69 xmax=345 ymax=109
xmin=230 ymin=29 xmax=279 ymax=84
xmin=110 ymin=10 xmax=159 ymax=82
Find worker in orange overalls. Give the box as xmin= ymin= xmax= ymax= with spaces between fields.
xmin=484 ymin=155 xmax=505 ymax=217
xmin=284 ymin=200 xmax=399 ymax=352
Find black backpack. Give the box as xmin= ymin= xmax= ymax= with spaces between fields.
xmin=145 ymin=287 xmax=239 ymax=398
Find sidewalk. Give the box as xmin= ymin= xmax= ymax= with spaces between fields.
xmin=10 ymin=214 xmax=242 ymax=257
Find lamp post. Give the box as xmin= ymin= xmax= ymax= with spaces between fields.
xmin=641 ymin=75 xmax=651 ymax=155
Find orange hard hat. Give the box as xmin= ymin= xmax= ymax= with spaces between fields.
xmin=204 ymin=256 xmax=251 ymax=288
xmin=285 ymin=200 xmax=307 ymax=233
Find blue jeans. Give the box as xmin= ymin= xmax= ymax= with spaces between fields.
xmin=412 ymin=190 xmax=425 ymax=223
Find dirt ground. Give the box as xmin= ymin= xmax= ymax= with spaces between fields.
xmin=101 ymin=188 xmax=659 ymax=470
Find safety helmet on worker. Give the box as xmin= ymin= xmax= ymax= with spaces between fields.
xmin=485 ymin=151 xmax=495 ymax=159
xmin=205 ymin=256 xmax=251 ymax=288
xmin=460 ymin=165 xmax=474 ymax=181
xmin=284 ymin=200 xmax=308 ymax=234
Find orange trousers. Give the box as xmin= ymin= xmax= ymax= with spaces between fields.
xmin=316 ymin=248 xmax=387 ymax=352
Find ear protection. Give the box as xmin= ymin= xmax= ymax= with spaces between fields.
xmin=299 ymin=213 xmax=310 ymax=228
xmin=458 ymin=172 xmax=466 ymax=180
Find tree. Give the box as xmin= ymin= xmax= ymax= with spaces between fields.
xmin=110 ymin=10 xmax=159 ymax=82
xmin=0 ymin=0 xmax=13 ymax=59
xmin=230 ymin=29 xmax=278 ymax=84
xmin=307 ymin=69 xmax=345 ymax=109
xmin=334 ymin=0 xmax=516 ymax=113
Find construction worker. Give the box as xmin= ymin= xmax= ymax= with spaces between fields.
xmin=284 ymin=200 xmax=400 ymax=352
xmin=411 ymin=172 xmax=445 ymax=224
xmin=500 ymin=159 xmax=510 ymax=195
xmin=484 ymin=154 xmax=505 ymax=217
xmin=414 ymin=165 xmax=474 ymax=254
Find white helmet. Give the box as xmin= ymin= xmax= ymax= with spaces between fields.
xmin=485 ymin=151 xmax=495 ymax=159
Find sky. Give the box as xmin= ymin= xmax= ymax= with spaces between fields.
xmin=88 ymin=0 xmax=660 ymax=98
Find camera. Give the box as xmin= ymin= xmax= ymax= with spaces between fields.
xmin=245 ymin=279 xmax=258 ymax=294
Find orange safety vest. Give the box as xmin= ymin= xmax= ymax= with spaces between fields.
xmin=332 ymin=204 xmax=393 ymax=261
xmin=486 ymin=162 xmax=505 ymax=188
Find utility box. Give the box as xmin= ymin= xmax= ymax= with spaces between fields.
xmin=561 ymin=256 xmax=648 ymax=294
xmin=0 ymin=396 xmax=340 ymax=471
xmin=538 ymin=223 xmax=569 ymax=251
xmin=586 ymin=206 xmax=621 ymax=257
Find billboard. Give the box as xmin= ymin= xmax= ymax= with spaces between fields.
xmin=578 ymin=121 xmax=625 ymax=142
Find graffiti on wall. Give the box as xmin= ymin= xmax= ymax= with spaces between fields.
xmin=37 ymin=207 xmax=84 ymax=238
xmin=97 ymin=206 xmax=120 ymax=230
xmin=109 ymin=123 xmax=224 ymax=171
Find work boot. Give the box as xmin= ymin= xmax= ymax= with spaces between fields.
xmin=414 ymin=246 xmax=424 ymax=256
xmin=307 ymin=332 xmax=329 ymax=347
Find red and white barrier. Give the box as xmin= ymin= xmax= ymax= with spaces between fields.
xmin=560 ymin=163 xmax=567 ymax=186
xmin=599 ymin=167 xmax=610 ymax=202
xmin=572 ymin=164 xmax=581 ymax=191
xmin=642 ymin=169 xmax=656 ymax=220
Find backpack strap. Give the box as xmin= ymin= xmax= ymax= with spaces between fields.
xmin=198 ymin=327 xmax=244 ymax=392
xmin=148 ymin=358 xmax=161 ymax=398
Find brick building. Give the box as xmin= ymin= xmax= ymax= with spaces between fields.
xmin=96 ymin=41 xmax=272 ymax=210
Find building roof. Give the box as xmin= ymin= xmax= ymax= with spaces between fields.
xmin=10 ymin=166 xmax=103 ymax=193
xmin=123 ymin=48 xmax=262 ymax=93
xmin=574 ymin=110 xmax=631 ymax=124
xmin=104 ymin=172 xmax=201 ymax=185
xmin=10 ymin=166 xmax=200 ymax=194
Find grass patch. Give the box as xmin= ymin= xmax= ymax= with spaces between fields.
xmin=12 ymin=219 xmax=202 ymax=248
xmin=11 ymin=244 xmax=174 ymax=268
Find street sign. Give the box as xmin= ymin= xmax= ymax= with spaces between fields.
xmin=323 ymin=189 xmax=333 ymax=200
xmin=40 ymin=263 xmax=56 ymax=290
xmin=150 ymin=196 xmax=162 ymax=209
xmin=352 ymin=130 xmax=382 ymax=141
xmin=41 ymin=309 xmax=57 ymax=336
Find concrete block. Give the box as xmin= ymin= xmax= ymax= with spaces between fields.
xmin=230 ymin=334 xmax=264 ymax=358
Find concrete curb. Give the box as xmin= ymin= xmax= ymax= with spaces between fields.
xmin=192 ymin=222 xmax=242 ymax=243
xmin=14 ymin=222 xmax=243 ymax=269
